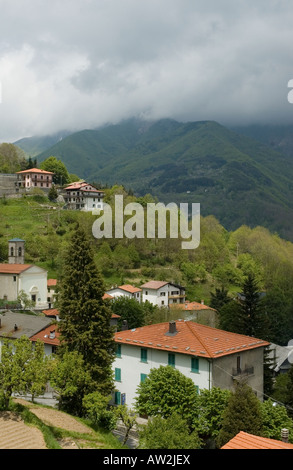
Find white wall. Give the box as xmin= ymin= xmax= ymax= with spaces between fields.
xmin=112 ymin=343 xmax=211 ymax=408
xmin=19 ymin=266 xmax=48 ymax=309
xmin=141 ymin=285 xmax=169 ymax=307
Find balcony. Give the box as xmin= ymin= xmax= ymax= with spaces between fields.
xmin=232 ymin=366 xmax=254 ymax=378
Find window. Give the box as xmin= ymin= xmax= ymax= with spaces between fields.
xmin=236 ymin=356 xmax=241 ymax=373
xmin=115 ymin=368 xmax=121 ymax=382
xmin=191 ymin=357 xmax=199 ymax=373
xmin=116 ymin=344 xmax=122 ymax=358
xmin=13 ymin=276 xmax=16 ymax=282
xmin=10 ymin=247 xmax=14 ymax=256
xmin=114 ymin=391 xmax=121 ymax=405
xmin=160 ymin=292 xmax=166 ymax=296
xmin=168 ymin=353 xmax=175 ymax=368
xmin=141 ymin=348 xmax=148 ymax=363
xmin=145 ymin=291 xmax=148 ymax=295
xmin=18 ymin=247 xmax=22 ymax=256
xmin=140 ymin=373 xmax=147 ymax=383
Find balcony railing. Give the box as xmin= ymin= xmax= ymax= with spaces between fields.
xmin=232 ymin=366 xmax=254 ymax=378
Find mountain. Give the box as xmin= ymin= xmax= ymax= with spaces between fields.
xmin=22 ymin=118 xmax=293 ymax=241
xmin=14 ymin=130 xmax=73 ymax=157
xmin=231 ymin=124 xmax=293 ymax=159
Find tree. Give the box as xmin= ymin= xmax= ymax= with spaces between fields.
xmin=216 ymin=381 xmax=263 ymax=448
xmin=17 ymin=290 xmax=35 ymax=310
xmin=48 ymin=184 xmax=58 ymax=202
xmin=138 ymin=413 xmax=202 ymax=449
xmin=260 ymin=399 xmax=293 ymax=443
xmin=83 ymin=391 xmax=117 ymax=430
xmin=0 ymin=337 xmax=31 ymax=407
xmin=50 ymin=349 xmax=94 ymax=416
xmin=210 ymin=286 xmax=230 ymax=311
xmin=23 ymin=340 xmax=54 ymax=402
xmin=111 ymin=297 xmax=145 ymax=330
xmin=115 ymin=405 xmax=137 ymax=445
xmin=57 ymin=223 xmax=115 ymax=397
xmin=218 ymin=274 xmax=269 ymax=339
xmin=135 ymin=365 xmax=199 ymax=430
xmin=238 ymin=273 xmax=269 ymax=338
xmin=0 ymin=337 xmax=50 ymax=408
xmin=192 ymin=387 xmax=231 ymax=448
xmin=40 ymin=156 xmax=70 ymax=185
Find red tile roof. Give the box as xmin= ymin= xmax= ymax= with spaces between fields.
xmin=114 ymin=320 xmax=269 ymax=359
xmin=42 ymin=308 xmax=59 ymax=317
xmin=47 ymin=279 xmax=57 ymax=287
xmin=103 ymin=293 xmax=114 ymax=299
xmin=30 ymin=324 xmax=60 ymax=346
xmin=221 ymin=431 xmax=293 ymax=449
xmin=42 ymin=307 xmax=120 ymax=320
xmin=16 ymin=168 xmax=54 ymax=174
xmin=0 ymin=263 xmax=32 ymax=274
xmin=64 ymin=181 xmax=104 ymax=192
xmin=140 ymin=281 xmax=168 ymax=289
xmin=118 ymin=285 xmax=142 ymax=294
xmin=169 ymin=301 xmax=215 ymax=311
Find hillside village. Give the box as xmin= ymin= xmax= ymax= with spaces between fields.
xmin=1 ymin=161 xmax=293 ymax=450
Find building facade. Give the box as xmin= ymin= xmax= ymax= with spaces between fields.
xmin=112 ymin=320 xmax=269 ymax=407
xmin=16 ymin=168 xmax=54 ymax=189
xmin=140 ymin=281 xmax=186 ymax=307
xmin=63 ymin=181 xmax=104 ymax=211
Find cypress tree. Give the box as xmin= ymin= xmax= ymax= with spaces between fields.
xmin=216 ymin=380 xmax=263 ymax=448
xmin=57 ymin=223 xmax=115 ymax=395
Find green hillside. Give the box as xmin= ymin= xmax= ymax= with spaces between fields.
xmin=21 ymin=118 xmax=293 ymax=240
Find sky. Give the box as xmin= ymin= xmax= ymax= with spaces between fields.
xmin=1 ymin=0 xmax=293 ymax=142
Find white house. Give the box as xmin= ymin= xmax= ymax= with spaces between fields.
xmin=63 ymin=181 xmax=104 ymax=212
xmin=140 ymin=280 xmax=186 ymax=307
xmin=0 ymin=239 xmax=48 ymax=310
xmin=112 ymin=319 xmax=269 ymax=407
xmin=106 ymin=284 xmax=142 ymax=302
xmin=16 ymin=168 xmax=54 ymax=190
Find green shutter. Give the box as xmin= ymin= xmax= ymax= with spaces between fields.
xmin=141 ymin=348 xmax=148 ymax=363
xmin=140 ymin=373 xmax=147 ymax=383
xmin=191 ymin=357 xmax=199 ymax=373
xmin=168 ymin=353 xmax=175 ymax=367
xmin=114 ymin=391 xmax=121 ymax=405
xmin=116 ymin=344 xmax=121 ymax=358
xmin=115 ymin=368 xmax=121 ymax=381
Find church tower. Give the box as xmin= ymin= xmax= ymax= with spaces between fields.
xmin=8 ymin=238 xmax=25 ymax=264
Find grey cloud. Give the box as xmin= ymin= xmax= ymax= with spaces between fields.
xmin=0 ymin=0 xmax=293 ymax=141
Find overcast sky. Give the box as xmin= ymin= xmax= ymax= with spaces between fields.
xmin=1 ymin=0 xmax=293 ymax=141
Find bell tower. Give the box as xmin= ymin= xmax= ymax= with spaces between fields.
xmin=8 ymin=238 xmax=25 ymax=264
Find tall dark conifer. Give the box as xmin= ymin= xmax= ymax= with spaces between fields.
xmin=239 ymin=273 xmax=269 ymax=339
xmin=58 ymin=223 xmax=115 ymax=395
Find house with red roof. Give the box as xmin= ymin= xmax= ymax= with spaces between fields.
xmin=112 ymin=319 xmax=270 ymax=407
xmin=63 ymin=181 xmax=104 ymax=212
xmin=221 ymin=430 xmax=293 ymax=449
xmin=47 ymin=279 xmax=57 ymax=308
xmin=0 ymin=239 xmax=48 ymax=310
xmin=169 ymin=300 xmax=217 ymax=327
xmin=140 ymin=280 xmax=186 ymax=307
xmin=16 ymin=168 xmax=54 ymax=190
xmin=106 ymin=284 xmax=142 ymax=302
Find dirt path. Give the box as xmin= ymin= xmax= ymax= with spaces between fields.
xmin=0 ymin=399 xmax=96 ymax=450
xmin=0 ymin=411 xmax=47 ymax=449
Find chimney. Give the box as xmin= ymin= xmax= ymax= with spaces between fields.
xmin=201 ymin=300 xmax=204 ymax=305
xmin=169 ymin=321 xmax=177 ymax=334
xmin=122 ymin=320 xmax=129 ymax=331
xmin=281 ymin=428 xmax=289 ymax=443
xmin=49 ymin=330 xmax=55 ymax=339
xmin=14 ymin=324 xmax=18 ymax=331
